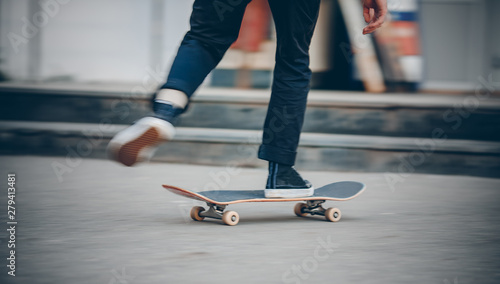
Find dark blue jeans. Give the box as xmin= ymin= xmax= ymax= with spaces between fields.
xmin=161 ymin=0 xmax=320 ymax=166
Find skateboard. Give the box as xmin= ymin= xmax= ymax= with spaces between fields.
xmin=164 ymin=181 xmax=365 ymax=226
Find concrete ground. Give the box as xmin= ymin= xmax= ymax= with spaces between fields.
xmin=0 ymin=155 xmax=499 ymax=284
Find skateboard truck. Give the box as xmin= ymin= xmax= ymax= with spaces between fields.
xmin=294 ymin=200 xmax=342 ymax=222
xmin=190 ymin=203 xmax=240 ymax=226
xmin=302 ymin=200 xmax=328 ymax=215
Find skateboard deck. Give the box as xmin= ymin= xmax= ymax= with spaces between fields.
xmin=164 ymin=181 xmax=365 ymax=226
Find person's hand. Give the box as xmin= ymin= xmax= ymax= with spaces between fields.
xmin=362 ymin=0 xmax=388 ymax=34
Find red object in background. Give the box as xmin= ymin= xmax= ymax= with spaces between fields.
xmin=390 ymin=21 xmax=421 ymax=56
xmin=231 ymin=0 xmax=271 ymax=52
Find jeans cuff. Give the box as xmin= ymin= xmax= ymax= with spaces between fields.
xmin=258 ymin=144 xmax=297 ymax=166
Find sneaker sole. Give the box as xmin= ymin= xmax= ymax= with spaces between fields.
xmin=108 ymin=117 xmax=175 ymax=167
xmin=117 ymin=127 xmax=165 ymax=166
xmin=264 ymin=187 xmax=315 ymax=198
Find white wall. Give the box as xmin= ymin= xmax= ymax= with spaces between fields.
xmin=420 ymin=0 xmax=487 ymax=90
xmin=0 ymin=0 xmax=32 ymax=79
xmin=485 ymin=0 xmax=500 ymax=85
xmin=42 ymin=0 xmax=152 ymax=82
xmin=0 ymin=0 xmax=193 ymax=83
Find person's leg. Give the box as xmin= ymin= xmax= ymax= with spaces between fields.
xmin=160 ymin=0 xmax=252 ymax=99
xmin=108 ymin=0 xmax=251 ymax=166
xmin=261 ymin=0 xmax=320 ymax=197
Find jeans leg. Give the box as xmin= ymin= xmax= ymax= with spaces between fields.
xmin=258 ymin=0 xmax=321 ymax=166
xmin=160 ymin=0 xmax=252 ymax=98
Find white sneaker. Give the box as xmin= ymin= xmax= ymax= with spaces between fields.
xmin=107 ymin=117 xmax=175 ymax=166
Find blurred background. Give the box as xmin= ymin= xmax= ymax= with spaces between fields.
xmin=1 ymin=0 xmax=499 ymax=90
xmin=0 ymin=0 xmax=499 ymax=177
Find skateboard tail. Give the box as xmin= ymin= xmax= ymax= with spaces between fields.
xmin=163 ymin=185 xmax=217 ymax=203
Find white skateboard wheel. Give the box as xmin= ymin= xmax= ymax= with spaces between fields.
xmin=190 ymin=206 xmax=205 ymax=221
xmin=294 ymin=203 xmax=309 ymax=217
xmin=325 ymin=208 xmax=341 ymax=222
xmin=222 ymin=211 xmax=239 ymax=226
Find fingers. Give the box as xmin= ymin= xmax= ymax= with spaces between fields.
xmin=362 ymin=22 xmax=381 ymax=34
xmin=363 ymin=9 xmax=387 ymax=34
xmin=363 ymin=6 xmax=371 ymax=23
xmin=363 ymin=17 xmax=383 ymax=34
xmin=362 ymin=0 xmax=387 ymax=34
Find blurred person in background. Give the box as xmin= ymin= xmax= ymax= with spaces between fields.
xmin=108 ymin=0 xmax=387 ymax=198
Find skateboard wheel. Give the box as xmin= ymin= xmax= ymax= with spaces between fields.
xmin=294 ymin=203 xmax=308 ymax=217
xmin=222 ymin=211 xmax=239 ymax=226
xmin=190 ymin=206 xmax=205 ymax=221
xmin=325 ymin=208 xmax=341 ymax=222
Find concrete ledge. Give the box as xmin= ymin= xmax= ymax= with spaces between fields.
xmin=198 ymin=88 xmax=500 ymax=110
xmin=2 ymin=83 xmax=500 ymax=142
xmin=1 ymin=121 xmax=499 ymax=155
xmin=2 ymin=82 xmax=500 ymax=110
xmin=1 ymin=121 xmax=499 ymax=177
